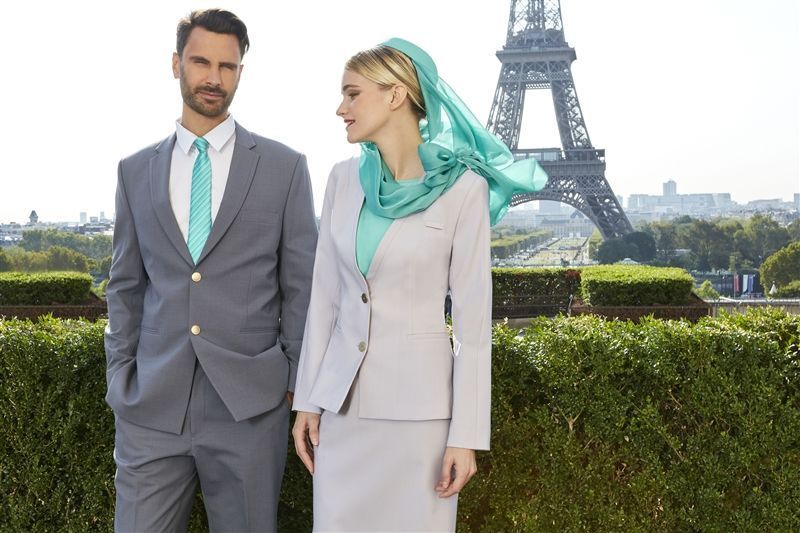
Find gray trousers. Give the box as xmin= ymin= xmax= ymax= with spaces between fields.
xmin=113 ymin=362 xmax=289 ymax=533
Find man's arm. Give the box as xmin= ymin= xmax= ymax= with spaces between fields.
xmin=277 ymin=154 xmax=318 ymax=392
xmin=104 ymin=161 xmax=147 ymax=383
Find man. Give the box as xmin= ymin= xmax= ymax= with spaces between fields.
xmin=104 ymin=9 xmax=317 ymax=532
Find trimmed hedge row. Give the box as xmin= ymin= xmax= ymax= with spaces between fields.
xmin=579 ymin=265 xmax=694 ymax=306
xmin=2 ymin=310 xmax=798 ymax=531
xmin=0 ymin=272 xmax=92 ymax=305
xmin=459 ymin=309 xmax=800 ymax=531
xmin=491 ymin=267 xmax=580 ymax=317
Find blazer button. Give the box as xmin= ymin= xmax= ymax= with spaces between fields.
xmin=358 ymin=341 xmax=366 ymax=352
xmin=191 ymin=325 xmax=201 ymax=335
xmin=361 ymin=293 xmax=368 ymax=303
xmin=191 ymin=272 xmax=202 ymax=282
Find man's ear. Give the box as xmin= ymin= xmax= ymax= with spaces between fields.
xmin=172 ymin=52 xmax=180 ymax=79
xmin=388 ymin=85 xmax=409 ymax=111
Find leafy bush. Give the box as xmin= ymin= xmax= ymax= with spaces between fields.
xmin=459 ymin=310 xmax=800 ymax=531
xmin=0 ymin=318 xmax=309 ymax=532
xmin=492 ymin=267 xmax=580 ymax=318
xmin=694 ymin=279 xmax=720 ymax=300
xmin=0 ymin=272 xmax=92 ymax=305
xmin=579 ymin=265 xmax=694 ymax=306
xmin=2 ymin=311 xmax=798 ymax=531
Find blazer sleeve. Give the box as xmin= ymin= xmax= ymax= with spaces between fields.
xmin=446 ymin=176 xmax=492 ymax=450
xmin=278 ymin=154 xmax=319 ymax=392
xmin=292 ymin=164 xmax=341 ymax=413
xmin=104 ymin=161 xmax=147 ymax=382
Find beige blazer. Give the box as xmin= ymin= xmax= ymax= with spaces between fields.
xmin=293 ymin=157 xmax=491 ymax=450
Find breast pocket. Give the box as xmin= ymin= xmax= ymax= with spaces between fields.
xmin=240 ymin=209 xmax=279 ymax=226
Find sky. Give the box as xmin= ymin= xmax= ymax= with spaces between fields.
xmin=1 ymin=0 xmax=798 ymax=223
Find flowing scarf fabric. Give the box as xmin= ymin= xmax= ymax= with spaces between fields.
xmin=359 ymin=37 xmax=548 ymax=226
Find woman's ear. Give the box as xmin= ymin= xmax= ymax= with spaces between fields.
xmin=388 ymin=85 xmax=409 ymax=111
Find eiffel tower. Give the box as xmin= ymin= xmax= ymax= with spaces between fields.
xmin=487 ymin=0 xmax=632 ymax=239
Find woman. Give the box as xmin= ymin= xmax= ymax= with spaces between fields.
xmin=292 ymin=38 xmax=547 ymax=532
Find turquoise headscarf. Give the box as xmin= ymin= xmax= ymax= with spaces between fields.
xmin=359 ymin=37 xmax=548 ymax=226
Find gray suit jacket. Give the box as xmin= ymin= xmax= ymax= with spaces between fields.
xmin=293 ymin=157 xmax=491 ymax=450
xmin=105 ymin=123 xmax=317 ymax=434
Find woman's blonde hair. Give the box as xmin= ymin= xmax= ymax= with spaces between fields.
xmin=346 ymin=46 xmax=426 ymax=119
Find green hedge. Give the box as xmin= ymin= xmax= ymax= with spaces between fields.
xmin=2 ymin=311 xmax=799 ymax=531
xmin=491 ymin=268 xmax=581 ymax=318
xmin=459 ymin=309 xmax=800 ymax=531
xmin=579 ymin=265 xmax=694 ymax=306
xmin=0 ymin=272 xmax=92 ymax=305
xmin=492 ymin=267 xmax=580 ymax=299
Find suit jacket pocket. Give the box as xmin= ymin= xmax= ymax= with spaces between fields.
xmin=407 ymin=331 xmax=450 ymax=340
xmin=423 ymin=220 xmax=445 ymax=230
xmin=241 ymin=209 xmax=279 ymax=225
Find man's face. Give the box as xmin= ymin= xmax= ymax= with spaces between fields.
xmin=172 ymin=27 xmax=243 ymax=119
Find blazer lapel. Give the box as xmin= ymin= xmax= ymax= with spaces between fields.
xmin=195 ymin=123 xmax=259 ymax=264
xmin=150 ymin=134 xmax=194 ymax=266
xmin=366 ymin=216 xmax=405 ymax=281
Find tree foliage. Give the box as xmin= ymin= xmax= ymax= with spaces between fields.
xmin=0 ymin=248 xmax=11 ymax=272
xmin=759 ymin=241 xmax=800 ymax=290
xmin=19 ymin=229 xmax=111 ymax=260
xmin=694 ymin=280 xmax=720 ymax=300
xmin=640 ymin=214 xmax=793 ymax=271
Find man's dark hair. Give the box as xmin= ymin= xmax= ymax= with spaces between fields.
xmin=176 ymin=9 xmax=250 ymax=59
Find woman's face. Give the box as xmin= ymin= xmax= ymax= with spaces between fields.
xmin=336 ymin=69 xmax=393 ymax=144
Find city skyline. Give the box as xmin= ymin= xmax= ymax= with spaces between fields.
xmin=1 ymin=0 xmax=798 ymax=222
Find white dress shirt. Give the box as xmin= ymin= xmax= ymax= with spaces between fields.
xmin=169 ymin=115 xmax=236 ymax=241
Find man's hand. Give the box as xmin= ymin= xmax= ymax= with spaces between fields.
xmin=435 ymin=447 xmax=477 ymax=498
xmin=292 ymin=411 xmax=321 ymax=474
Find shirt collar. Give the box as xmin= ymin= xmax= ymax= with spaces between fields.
xmin=174 ymin=114 xmax=236 ymax=155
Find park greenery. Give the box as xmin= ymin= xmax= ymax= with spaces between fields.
xmin=0 ymin=229 xmax=112 ymax=282
xmin=638 ymin=215 xmax=799 ymax=271
xmin=2 ymin=310 xmax=798 ymax=531
xmin=759 ymin=241 xmax=800 ymax=295
xmin=490 ymin=228 xmax=551 ymax=259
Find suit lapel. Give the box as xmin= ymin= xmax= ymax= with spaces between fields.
xmin=366 ymin=216 xmax=405 ymax=281
xmin=150 ymin=134 xmax=194 ymax=266
xmin=195 ymin=123 xmax=259 ymax=264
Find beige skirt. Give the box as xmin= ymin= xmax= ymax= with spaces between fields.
xmin=312 ymin=377 xmax=458 ymax=533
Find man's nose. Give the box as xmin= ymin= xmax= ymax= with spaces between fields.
xmin=207 ymin=68 xmax=222 ymax=86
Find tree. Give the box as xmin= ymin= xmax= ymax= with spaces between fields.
xmin=622 ymin=231 xmax=656 ymax=262
xmin=759 ymin=241 xmax=800 ymax=290
xmin=787 ymin=219 xmax=800 ymax=242
xmin=686 ymin=220 xmax=730 ymax=271
xmin=45 ymin=246 xmax=90 ymax=272
xmin=736 ymin=215 xmax=790 ymax=267
xmin=0 ymin=248 xmax=10 ymax=271
xmin=596 ymin=238 xmax=638 ymax=264
xmin=694 ymin=280 xmax=720 ymax=300
xmin=20 ymin=229 xmax=112 ymax=260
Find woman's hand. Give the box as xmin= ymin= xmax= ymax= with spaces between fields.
xmin=292 ymin=411 xmax=321 ymax=474
xmin=435 ymin=447 xmax=477 ymax=498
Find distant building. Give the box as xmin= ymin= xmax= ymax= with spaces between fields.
xmin=795 ymin=193 xmax=800 ymax=210
xmin=663 ymin=180 xmax=677 ymax=197
xmin=28 ymin=210 xmax=38 ymax=225
xmin=80 ymin=212 xmax=88 ymax=224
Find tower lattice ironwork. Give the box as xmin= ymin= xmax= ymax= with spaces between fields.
xmin=487 ymin=0 xmax=632 ymax=239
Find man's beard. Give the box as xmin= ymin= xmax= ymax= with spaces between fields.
xmin=180 ymin=69 xmax=236 ymax=118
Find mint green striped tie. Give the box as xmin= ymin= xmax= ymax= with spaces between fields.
xmin=187 ymin=137 xmax=212 ymax=263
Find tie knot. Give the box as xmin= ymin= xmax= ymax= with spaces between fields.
xmin=193 ymin=137 xmax=209 ymax=154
